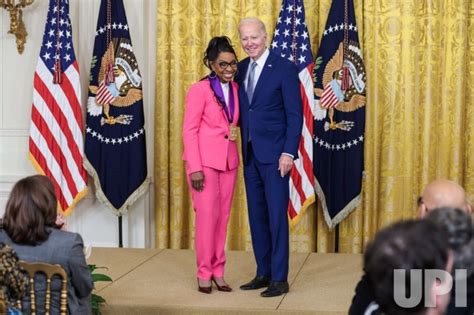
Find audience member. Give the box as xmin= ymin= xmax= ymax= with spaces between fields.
xmin=0 ymin=175 xmax=93 ymax=314
xmin=349 ymin=179 xmax=472 ymax=315
xmin=364 ymin=220 xmax=452 ymax=315
xmin=417 ymin=179 xmax=472 ymax=217
xmin=425 ymin=207 xmax=474 ymax=314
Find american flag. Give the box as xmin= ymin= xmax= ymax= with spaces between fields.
xmin=321 ymin=81 xmax=343 ymax=108
xmin=270 ymin=0 xmax=316 ymax=221
xmin=29 ymin=0 xmax=87 ymax=214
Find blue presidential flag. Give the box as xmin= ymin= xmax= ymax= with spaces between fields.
xmin=313 ymin=0 xmax=366 ymax=228
xmin=84 ymin=0 xmax=148 ymax=215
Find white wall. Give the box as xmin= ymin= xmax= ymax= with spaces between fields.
xmin=0 ymin=0 xmax=157 ymax=248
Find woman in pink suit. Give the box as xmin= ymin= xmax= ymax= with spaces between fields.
xmin=182 ymin=36 xmax=240 ymax=294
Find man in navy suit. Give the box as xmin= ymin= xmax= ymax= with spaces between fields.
xmin=236 ymin=17 xmax=303 ymax=297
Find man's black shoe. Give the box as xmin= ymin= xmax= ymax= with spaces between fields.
xmin=239 ymin=276 xmax=271 ymax=290
xmin=260 ymin=281 xmax=289 ymax=297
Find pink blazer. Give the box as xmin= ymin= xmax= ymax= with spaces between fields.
xmin=182 ymin=79 xmax=240 ymax=175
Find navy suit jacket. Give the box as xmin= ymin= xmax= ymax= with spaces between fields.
xmin=236 ymin=51 xmax=303 ymax=164
xmin=0 ymin=229 xmax=93 ymax=315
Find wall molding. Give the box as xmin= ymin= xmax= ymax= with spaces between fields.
xmin=0 ymin=129 xmax=29 ymax=137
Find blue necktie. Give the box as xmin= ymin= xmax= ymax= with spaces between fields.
xmin=246 ymin=61 xmax=257 ymax=103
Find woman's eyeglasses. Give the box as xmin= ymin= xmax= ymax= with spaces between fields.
xmin=217 ymin=60 xmax=238 ymax=70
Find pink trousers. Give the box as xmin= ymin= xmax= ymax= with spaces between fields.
xmin=188 ymin=165 xmax=237 ymax=280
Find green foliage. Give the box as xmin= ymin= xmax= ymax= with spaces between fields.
xmin=313 ymin=56 xmax=323 ymax=84
xmin=88 ymin=264 xmax=112 ymax=315
xmin=314 ymin=56 xmax=323 ymax=68
xmin=89 ymin=56 xmax=97 ymax=82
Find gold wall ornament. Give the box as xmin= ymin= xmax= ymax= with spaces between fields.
xmin=0 ymin=0 xmax=34 ymax=54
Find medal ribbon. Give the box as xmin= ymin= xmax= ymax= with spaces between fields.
xmin=209 ymin=75 xmax=234 ymax=123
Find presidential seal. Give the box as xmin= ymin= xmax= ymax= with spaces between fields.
xmin=88 ymin=37 xmax=143 ymax=126
xmin=314 ymin=41 xmax=366 ymax=132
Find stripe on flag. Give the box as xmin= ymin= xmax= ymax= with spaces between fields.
xmin=96 ymin=82 xmax=116 ymax=105
xmin=321 ymin=83 xmax=340 ymax=108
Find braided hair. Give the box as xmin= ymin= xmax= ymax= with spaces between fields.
xmin=0 ymin=242 xmax=28 ymax=307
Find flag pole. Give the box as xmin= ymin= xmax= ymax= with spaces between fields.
xmin=118 ymin=216 xmax=123 ymax=247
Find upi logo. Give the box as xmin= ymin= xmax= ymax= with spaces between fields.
xmin=393 ymin=269 xmax=467 ymax=308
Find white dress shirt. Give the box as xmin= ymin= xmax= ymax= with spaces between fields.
xmin=245 ymin=48 xmax=270 ymax=92
xmin=220 ymin=81 xmax=230 ymax=106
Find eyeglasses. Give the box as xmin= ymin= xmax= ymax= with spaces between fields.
xmin=217 ymin=60 xmax=238 ymax=70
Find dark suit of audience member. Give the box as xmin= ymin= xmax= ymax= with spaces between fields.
xmin=448 ymin=272 xmax=474 ymax=315
xmin=0 ymin=175 xmax=93 ymax=315
xmin=348 ymin=273 xmax=373 ymax=315
xmin=465 ymin=272 xmax=474 ymax=314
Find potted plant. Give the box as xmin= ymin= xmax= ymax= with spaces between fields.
xmin=88 ymin=264 xmax=112 ymax=315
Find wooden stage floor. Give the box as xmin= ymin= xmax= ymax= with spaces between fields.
xmin=88 ymin=248 xmax=363 ymax=315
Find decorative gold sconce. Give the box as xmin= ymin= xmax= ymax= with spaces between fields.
xmin=1 ymin=0 xmax=34 ymax=54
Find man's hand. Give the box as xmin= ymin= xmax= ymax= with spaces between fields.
xmin=278 ymin=154 xmax=294 ymax=177
xmin=190 ymin=171 xmax=204 ymax=191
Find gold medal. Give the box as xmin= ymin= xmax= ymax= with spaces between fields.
xmin=229 ymin=125 xmax=238 ymax=141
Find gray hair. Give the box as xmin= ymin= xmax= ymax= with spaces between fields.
xmin=238 ymin=17 xmax=267 ymax=35
xmin=425 ymin=207 xmax=474 ymax=275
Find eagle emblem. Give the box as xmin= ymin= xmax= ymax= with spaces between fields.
xmin=88 ymin=37 xmax=143 ymax=126
xmin=314 ymin=41 xmax=366 ymax=131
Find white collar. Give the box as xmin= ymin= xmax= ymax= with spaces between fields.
xmin=220 ymin=81 xmax=230 ymax=88
xmin=251 ymin=48 xmax=269 ymax=68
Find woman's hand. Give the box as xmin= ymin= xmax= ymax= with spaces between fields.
xmin=190 ymin=171 xmax=204 ymax=192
